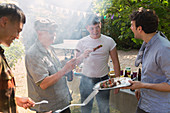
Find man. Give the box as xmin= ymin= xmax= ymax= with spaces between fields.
xmin=75 ymin=15 xmax=120 ymax=113
xmin=0 ymin=3 xmax=35 ymax=113
xmin=124 ymin=7 xmax=170 ymax=113
xmin=25 ymin=18 xmax=76 ymax=113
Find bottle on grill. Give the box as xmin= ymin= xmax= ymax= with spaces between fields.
xmin=138 ymin=68 xmax=141 ymax=81
xmin=124 ymin=70 xmax=128 ymax=77
xmin=65 ymin=57 xmax=73 ymax=82
xmin=120 ymin=69 xmax=123 ymax=77
xmin=66 ymin=71 xmax=73 ymax=82
xmin=130 ymin=73 xmax=135 ymax=92
xmin=132 ymin=71 xmax=137 ymax=79
xmin=126 ymin=67 xmax=131 ymax=77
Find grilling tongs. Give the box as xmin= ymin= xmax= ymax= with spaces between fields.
xmin=55 ymin=90 xmax=99 ymax=113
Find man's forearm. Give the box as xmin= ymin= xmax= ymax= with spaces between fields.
xmin=113 ymin=63 xmax=120 ymax=77
xmin=143 ymin=82 xmax=170 ymax=92
xmin=40 ymin=70 xmax=65 ymax=90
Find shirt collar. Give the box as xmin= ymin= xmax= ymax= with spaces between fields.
xmin=145 ymin=32 xmax=159 ymax=48
xmin=35 ymin=39 xmax=48 ymax=54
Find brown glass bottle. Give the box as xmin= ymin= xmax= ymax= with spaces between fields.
xmin=124 ymin=70 xmax=128 ymax=77
xmin=138 ymin=68 xmax=141 ymax=81
xmin=130 ymin=73 xmax=135 ymax=92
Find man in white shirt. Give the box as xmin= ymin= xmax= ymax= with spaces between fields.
xmin=75 ymin=15 xmax=120 ymax=113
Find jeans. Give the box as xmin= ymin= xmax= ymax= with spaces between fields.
xmin=79 ymin=75 xmax=110 ymax=113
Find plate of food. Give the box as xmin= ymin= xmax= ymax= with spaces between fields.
xmin=93 ymin=77 xmax=131 ymax=90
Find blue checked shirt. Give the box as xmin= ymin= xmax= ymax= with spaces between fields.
xmin=137 ymin=32 xmax=170 ymax=113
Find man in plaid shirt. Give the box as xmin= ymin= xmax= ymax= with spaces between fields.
xmin=0 ymin=3 xmax=35 ymax=113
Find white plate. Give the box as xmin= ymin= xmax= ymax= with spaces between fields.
xmin=93 ymin=77 xmax=131 ymax=90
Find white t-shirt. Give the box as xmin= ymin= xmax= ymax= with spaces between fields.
xmin=76 ymin=34 xmax=116 ymax=78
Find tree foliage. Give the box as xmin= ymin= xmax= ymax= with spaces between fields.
xmin=92 ymin=0 xmax=170 ymax=49
xmin=2 ymin=40 xmax=25 ymax=68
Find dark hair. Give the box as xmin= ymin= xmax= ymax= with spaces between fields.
xmin=130 ymin=7 xmax=158 ymax=33
xmin=0 ymin=3 xmax=26 ymax=24
xmin=86 ymin=14 xmax=101 ymax=26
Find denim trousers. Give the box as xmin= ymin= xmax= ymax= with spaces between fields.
xmin=79 ymin=75 xmax=110 ymax=113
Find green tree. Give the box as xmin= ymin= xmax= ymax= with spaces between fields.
xmin=93 ymin=0 xmax=170 ymax=49
xmin=2 ymin=40 xmax=25 ymax=68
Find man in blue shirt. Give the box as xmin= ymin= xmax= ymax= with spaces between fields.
xmin=124 ymin=7 xmax=170 ymax=113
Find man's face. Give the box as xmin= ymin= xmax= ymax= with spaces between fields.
xmin=0 ymin=17 xmax=23 ymax=47
xmin=130 ymin=21 xmax=141 ymax=39
xmin=37 ymin=28 xmax=56 ymax=47
xmin=86 ymin=23 xmax=101 ymax=39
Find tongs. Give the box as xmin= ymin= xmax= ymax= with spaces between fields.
xmin=55 ymin=90 xmax=99 ymax=113
xmin=35 ymin=100 xmax=48 ymax=105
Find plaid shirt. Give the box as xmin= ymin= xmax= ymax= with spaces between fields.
xmin=0 ymin=46 xmax=17 ymax=113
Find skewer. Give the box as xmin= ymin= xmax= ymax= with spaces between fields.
xmin=93 ymin=45 xmax=103 ymax=51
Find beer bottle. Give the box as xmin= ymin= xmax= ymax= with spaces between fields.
xmin=65 ymin=56 xmax=73 ymax=82
xmin=130 ymin=73 xmax=135 ymax=92
xmin=66 ymin=71 xmax=73 ymax=82
xmin=138 ymin=68 xmax=141 ymax=81
xmin=124 ymin=70 xmax=128 ymax=77
xmin=120 ymin=69 xmax=123 ymax=77
xmin=126 ymin=67 xmax=131 ymax=76
xmin=131 ymin=73 xmax=133 ymax=79
xmin=132 ymin=71 xmax=137 ymax=79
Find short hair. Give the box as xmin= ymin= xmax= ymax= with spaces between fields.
xmin=0 ymin=3 xmax=26 ymax=24
xmin=86 ymin=14 xmax=101 ymax=26
xmin=130 ymin=7 xmax=158 ymax=33
xmin=34 ymin=18 xmax=58 ymax=31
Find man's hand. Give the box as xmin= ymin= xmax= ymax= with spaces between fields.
xmin=82 ymin=49 xmax=93 ymax=58
xmin=135 ymin=89 xmax=141 ymax=101
xmin=62 ymin=58 xmax=76 ymax=74
xmin=15 ymin=96 xmax=35 ymax=109
xmin=75 ymin=49 xmax=93 ymax=65
xmin=121 ymin=80 xmax=143 ymax=90
xmin=114 ymin=88 xmax=119 ymax=94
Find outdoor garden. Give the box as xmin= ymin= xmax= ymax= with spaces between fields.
xmin=0 ymin=0 xmax=169 ymax=113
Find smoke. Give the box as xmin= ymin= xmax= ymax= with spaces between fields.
xmin=0 ymin=0 xmax=113 ymax=112
xmin=11 ymin=0 xmax=94 ymax=51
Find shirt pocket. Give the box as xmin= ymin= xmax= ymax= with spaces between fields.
xmin=47 ymin=63 xmax=57 ymax=75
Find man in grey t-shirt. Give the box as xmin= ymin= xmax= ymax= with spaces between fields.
xmin=25 ymin=18 xmax=76 ymax=113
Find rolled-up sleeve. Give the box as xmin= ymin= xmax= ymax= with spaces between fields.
xmin=26 ymin=53 xmax=49 ymax=85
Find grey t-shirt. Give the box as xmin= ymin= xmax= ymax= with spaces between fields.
xmin=25 ymin=40 xmax=71 ymax=112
